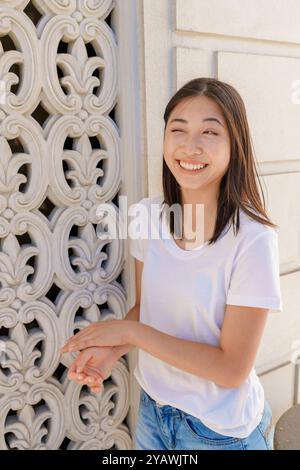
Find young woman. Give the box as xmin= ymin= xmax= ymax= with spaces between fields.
xmin=60 ymin=78 xmax=282 ymax=450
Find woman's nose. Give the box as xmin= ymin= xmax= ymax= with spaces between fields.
xmin=182 ymin=136 xmax=203 ymax=154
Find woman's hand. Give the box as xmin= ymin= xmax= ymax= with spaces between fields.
xmin=59 ymin=319 xmax=134 ymax=353
xmin=68 ymin=346 xmax=118 ymax=393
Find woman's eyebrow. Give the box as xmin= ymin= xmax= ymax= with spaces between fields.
xmin=169 ymin=117 xmax=224 ymax=127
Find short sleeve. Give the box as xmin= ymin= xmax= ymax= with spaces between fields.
xmin=226 ymin=230 xmax=283 ymax=313
xmin=128 ymin=197 xmax=149 ymax=262
xmin=129 ymin=232 xmax=144 ymax=261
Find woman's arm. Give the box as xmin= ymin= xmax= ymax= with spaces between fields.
xmin=112 ymin=304 xmax=140 ymax=360
xmin=129 ymin=304 xmax=269 ymax=388
xmin=112 ymin=257 xmax=144 ymax=360
xmin=62 ymin=304 xmax=268 ymax=388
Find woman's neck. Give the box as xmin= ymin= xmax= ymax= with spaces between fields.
xmin=179 ymin=189 xmax=218 ymax=242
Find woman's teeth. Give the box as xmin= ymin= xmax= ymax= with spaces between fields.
xmin=179 ymin=161 xmax=208 ymax=171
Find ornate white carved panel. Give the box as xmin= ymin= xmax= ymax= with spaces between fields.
xmin=0 ymin=0 xmax=132 ymax=449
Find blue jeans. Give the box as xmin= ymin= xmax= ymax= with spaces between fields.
xmin=133 ymin=388 xmax=274 ymax=450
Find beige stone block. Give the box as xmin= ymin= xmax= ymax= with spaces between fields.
xmin=176 ymin=0 xmax=300 ymax=44
xmin=256 ymin=272 xmax=300 ymax=371
xmin=175 ymin=47 xmax=214 ymax=90
xmin=260 ymin=364 xmax=295 ymax=424
xmin=143 ymin=0 xmax=171 ymax=198
xmin=217 ymin=51 xmax=300 ymax=162
xmin=263 ymin=173 xmax=300 ymax=266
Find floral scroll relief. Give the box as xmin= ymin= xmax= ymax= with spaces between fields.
xmin=36 ymin=0 xmax=113 ymax=19
xmin=46 ymin=115 xmax=121 ymax=207
xmin=0 ymin=7 xmax=41 ymax=117
xmin=0 ymin=0 xmax=132 ymax=449
xmin=40 ymin=11 xmax=117 ymax=116
xmin=0 ymin=383 xmax=65 ymax=449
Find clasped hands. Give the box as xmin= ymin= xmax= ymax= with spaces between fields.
xmin=59 ymin=319 xmax=134 ymax=393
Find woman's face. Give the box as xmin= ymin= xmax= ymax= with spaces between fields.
xmin=163 ymin=95 xmax=231 ymax=194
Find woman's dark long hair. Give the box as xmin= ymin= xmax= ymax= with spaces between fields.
xmin=161 ymin=77 xmax=278 ymax=244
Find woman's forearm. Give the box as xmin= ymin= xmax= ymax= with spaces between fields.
xmin=129 ymin=322 xmax=240 ymax=388
xmin=112 ymin=304 xmax=140 ymax=360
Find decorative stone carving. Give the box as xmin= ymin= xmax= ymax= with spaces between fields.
xmin=0 ymin=0 xmax=131 ymax=449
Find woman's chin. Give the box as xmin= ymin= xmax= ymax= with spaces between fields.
xmin=176 ymin=180 xmax=206 ymax=190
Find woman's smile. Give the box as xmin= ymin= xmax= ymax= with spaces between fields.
xmin=176 ymin=159 xmax=209 ymax=175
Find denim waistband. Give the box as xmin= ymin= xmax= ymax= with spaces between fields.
xmin=142 ymin=389 xmax=169 ymax=408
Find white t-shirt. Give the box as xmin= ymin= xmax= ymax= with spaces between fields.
xmin=128 ymin=194 xmax=283 ymax=438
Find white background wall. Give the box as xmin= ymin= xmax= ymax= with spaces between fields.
xmin=139 ymin=0 xmax=300 ymax=425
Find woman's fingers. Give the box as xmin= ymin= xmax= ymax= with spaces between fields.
xmin=68 ymin=371 xmax=103 ymax=391
xmin=89 ymin=384 xmax=103 ymax=393
xmin=76 ymin=374 xmax=103 ymax=390
xmin=69 ymin=373 xmax=99 ymax=386
xmin=68 ymin=370 xmax=89 ymax=385
xmin=60 ymin=329 xmax=87 ymax=351
xmin=74 ymin=351 xmax=94 ymax=374
xmin=68 ymin=366 xmax=103 ymax=387
xmin=85 ymin=373 xmax=103 ymax=390
xmin=83 ymin=367 xmax=103 ymax=384
xmin=66 ymin=350 xmax=107 ymax=393
xmin=60 ymin=326 xmax=96 ymax=353
xmin=66 ymin=348 xmax=105 ymax=388
xmin=68 ymin=349 xmax=93 ymax=380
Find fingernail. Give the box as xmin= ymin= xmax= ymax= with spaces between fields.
xmin=77 ymin=374 xmax=83 ymax=380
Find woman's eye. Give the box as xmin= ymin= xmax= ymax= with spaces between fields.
xmin=171 ymin=129 xmax=218 ymax=135
xmin=204 ymin=130 xmax=218 ymax=135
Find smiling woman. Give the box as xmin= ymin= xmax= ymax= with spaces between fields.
xmin=62 ymin=77 xmax=282 ymax=451
xmin=163 ymin=94 xmax=230 ymax=196
xmin=130 ymin=77 xmax=282 ymax=450
xmin=161 ymin=78 xmax=277 ymax=248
